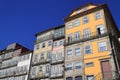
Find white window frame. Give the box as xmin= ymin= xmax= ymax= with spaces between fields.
xmin=75 ymin=47 xmax=81 ymax=56
xmin=75 ymin=62 xmax=82 ymax=69
xmin=95 ymin=11 xmax=102 ymax=20
xmin=82 ymin=16 xmax=89 ymax=24
xmin=98 ymin=42 xmax=107 ymax=52
xmin=74 ymin=19 xmax=80 ymax=26
xmin=84 ymin=45 xmax=92 ymax=54
xmin=66 ymin=49 xmax=72 ymax=57
xmin=67 ymin=22 xmax=72 ymax=28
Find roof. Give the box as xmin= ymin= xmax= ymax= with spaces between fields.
xmin=35 ymin=24 xmax=65 ymax=37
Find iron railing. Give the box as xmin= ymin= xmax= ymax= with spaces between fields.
xmin=65 ymin=29 xmax=109 ymax=45
xmin=35 ymin=35 xmax=53 ymax=44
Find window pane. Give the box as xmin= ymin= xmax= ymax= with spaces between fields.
xmin=75 ymin=48 xmax=81 ymax=56
xmin=87 ymin=75 xmax=94 ymax=80
xmin=75 ymin=62 xmax=82 ymax=69
xmin=85 ymin=45 xmax=92 ymax=54
xmin=67 ymin=49 xmax=72 ymax=57
xmin=67 ymin=22 xmax=72 ymax=28
xmin=84 ymin=29 xmax=90 ymax=38
xmin=66 ymin=63 xmax=72 ymax=70
xmin=66 ymin=77 xmax=73 ymax=80
xmin=98 ymin=42 xmax=107 ymax=51
xmin=48 ymin=41 xmax=52 ymax=46
xmin=83 ymin=16 xmax=88 ymax=24
xmin=95 ymin=11 xmax=102 ymax=20
xmin=86 ymin=62 xmax=94 ymax=67
xmin=74 ymin=19 xmax=80 ymax=26
xmin=75 ymin=76 xmax=82 ymax=80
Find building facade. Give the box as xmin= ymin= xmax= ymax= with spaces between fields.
xmin=64 ymin=2 xmax=120 ymax=80
xmin=0 ymin=43 xmax=32 ymax=80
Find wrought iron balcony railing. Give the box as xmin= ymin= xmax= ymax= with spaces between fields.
xmin=51 ymin=57 xmax=64 ymax=64
xmin=65 ymin=29 xmax=109 ymax=45
xmin=35 ymin=35 xmax=53 ymax=44
xmin=50 ymin=71 xmax=64 ymax=78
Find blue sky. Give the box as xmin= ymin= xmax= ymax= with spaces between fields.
xmin=0 ymin=0 xmax=120 ymax=50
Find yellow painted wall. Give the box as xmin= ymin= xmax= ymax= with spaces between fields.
xmin=65 ymin=9 xmax=112 ymax=77
xmin=66 ymin=9 xmax=106 ymax=39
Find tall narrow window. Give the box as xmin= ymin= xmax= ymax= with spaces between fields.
xmin=96 ymin=24 xmax=104 ymax=35
xmin=85 ymin=45 xmax=92 ymax=54
xmin=36 ymin=44 xmax=39 ymax=50
xmin=75 ymin=32 xmax=80 ymax=41
xmin=98 ymin=42 xmax=107 ymax=52
xmin=52 ymin=54 xmax=56 ymax=61
xmin=58 ymin=52 xmax=62 ymax=60
xmin=42 ymin=43 xmax=45 ymax=48
xmin=46 ymin=65 xmax=50 ymax=73
xmin=67 ymin=22 xmax=72 ymax=28
xmin=48 ymin=40 xmax=52 ymax=46
xmin=31 ymin=67 xmax=36 ymax=77
xmin=47 ymin=51 xmax=51 ymax=59
xmin=66 ymin=49 xmax=72 ymax=57
xmin=54 ymin=42 xmax=57 ymax=47
xmin=40 ymin=53 xmax=44 ymax=60
xmin=68 ymin=34 xmax=72 ymax=43
xmin=83 ymin=16 xmax=89 ymax=24
xmin=33 ymin=54 xmax=38 ymax=63
xmin=74 ymin=19 xmax=80 ymax=26
xmin=39 ymin=66 xmax=42 ymax=73
xmin=95 ymin=11 xmax=102 ymax=20
xmin=84 ymin=28 xmax=90 ymax=38
xmin=59 ymin=40 xmax=64 ymax=46
xmin=75 ymin=47 xmax=81 ymax=56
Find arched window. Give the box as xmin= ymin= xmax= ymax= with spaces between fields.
xmin=66 ymin=77 xmax=73 ymax=80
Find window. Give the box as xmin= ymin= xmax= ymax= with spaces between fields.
xmin=66 ymin=63 xmax=72 ymax=70
xmin=75 ymin=47 xmax=81 ymax=56
xmin=52 ymin=54 xmax=56 ymax=61
xmin=85 ymin=45 xmax=92 ymax=54
xmin=96 ymin=24 xmax=104 ymax=35
xmin=95 ymin=11 xmax=102 ymax=20
xmin=39 ymin=66 xmax=42 ymax=73
xmin=86 ymin=62 xmax=94 ymax=67
xmin=75 ymin=32 xmax=80 ymax=41
xmin=42 ymin=43 xmax=45 ymax=48
xmin=31 ymin=67 xmax=36 ymax=77
xmin=46 ymin=65 xmax=50 ymax=73
xmin=75 ymin=62 xmax=82 ymax=69
xmin=83 ymin=16 xmax=89 ymax=24
xmin=54 ymin=42 xmax=57 ymax=47
xmin=87 ymin=75 xmax=94 ymax=80
xmin=74 ymin=19 xmax=80 ymax=26
xmin=68 ymin=34 xmax=72 ymax=43
xmin=48 ymin=41 xmax=52 ymax=46
xmin=84 ymin=28 xmax=90 ymax=38
xmin=33 ymin=54 xmax=38 ymax=63
xmin=75 ymin=76 xmax=82 ymax=80
xmin=66 ymin=77 xmax=73 ymax=80
xmin=67 ymin=22 xmax=72 ymax=28
xmin=58 ymin=52 xmax=62 ymax=60
xmin=98 ymin=42 xmax=107 ymax=52
xmin=36 ymin=44 xmax=39 ymax=50
xmin=59 ymin=40 xmax=64 ymax=46
xmin=47 ymin=51 xmax=51 ymax=59
xmin=40 ymin=53 xmax=44 ymax=60
xmin=66 ymin=49 xmax=72 ymax=57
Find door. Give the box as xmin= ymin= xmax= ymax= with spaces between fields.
xmin=101 ymin=60 xmax=112 ymax=79
xmin=97 ymin=25 xmax=104 ymax=35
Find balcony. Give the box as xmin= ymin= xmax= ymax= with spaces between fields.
xmin=37 ymin=72 xmax=50 ymax=79
xmin=50 ymin=71 xmax=63 ymax=78
xmin=51 ymin=57 xmax=64 ymax=65
xmin=32 ymin=58 xmax=51 ymax=66
xmin=35 ymin=35 xmax=53 ymax=44
xmin=65 ymin=29 xmax=109 ymax=45
xmin=53 ymin=35 xmax=65 ymax=40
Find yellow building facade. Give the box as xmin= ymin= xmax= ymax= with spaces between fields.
xmin=64 ymin=3 xmax=120 ymax=80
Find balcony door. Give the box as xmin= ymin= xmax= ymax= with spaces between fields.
xmin=97 ymin=24 xmax=104 ymax=35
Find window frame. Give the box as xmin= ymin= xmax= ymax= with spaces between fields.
xmin=82 ymin=16 xmax=89 ymax=24
xmin=98 ymin=41 xmax=107 ymax=52
xmin=84 ymin=45 xmax=92 ymax=54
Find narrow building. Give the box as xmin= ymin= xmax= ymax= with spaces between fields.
xmin=0 ymin=43 xmax=32 ymax=80
xmin=64 ymin=2 xmax=120 ymax=80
